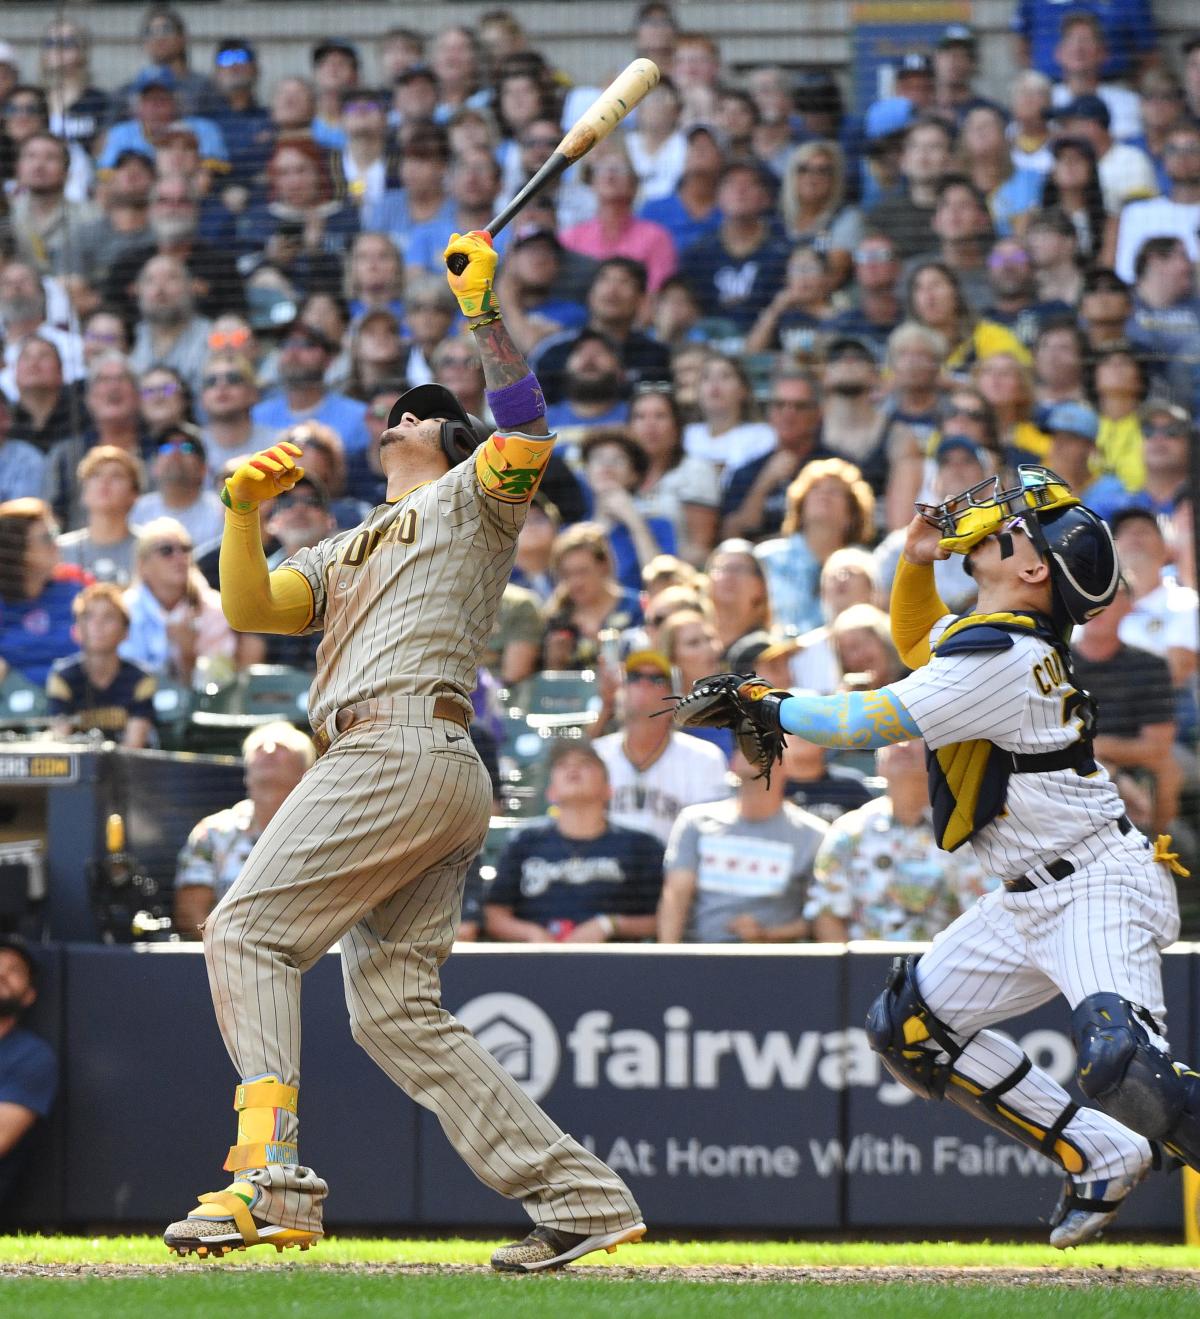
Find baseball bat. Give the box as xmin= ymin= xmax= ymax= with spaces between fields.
xmin=446 ymin=58 xmax=661 ymax=275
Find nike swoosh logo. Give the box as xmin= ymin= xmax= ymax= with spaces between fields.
xmin=447 ymin=733 xmax=464 ymax=743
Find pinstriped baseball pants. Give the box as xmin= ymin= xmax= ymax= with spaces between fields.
xmin=202 ymin=717 xmax=642 ymax=1235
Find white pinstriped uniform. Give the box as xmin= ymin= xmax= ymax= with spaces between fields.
xmin=885 ymin=615 xmax=1182 ymax=1183
xmin=203 ymin=451 xmax=641 ymax=1235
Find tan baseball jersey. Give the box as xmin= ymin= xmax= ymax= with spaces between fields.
xmin=278 ymin=430 xmax=553 ymax=732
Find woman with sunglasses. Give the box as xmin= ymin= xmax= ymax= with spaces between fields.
xmin=0 ymin=497 xmax=85 ymax=687
xmin=778 ymin=140 xmax=863 ymax=288
xmin=138 ymin=364 xmax=193 ymax=442
xmin=628 ymin=384 xmax=719 ymax=567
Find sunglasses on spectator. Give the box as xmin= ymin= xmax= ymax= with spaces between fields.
xmin=209 ymin=328 xmax=251 ymax=350
xmin=203 ymin=370 xmax=248 ymax=389
xmin=988 ymin=251 xmax=1030 ymax=270
xmin=948 ymin=406 xmax=987 ymax=423
xmin=1144 ymin=423 xmax=1189 ymax=438
xmin=795 ymin=163 xmax=834 ymax=176
xmin=343 ymin=99 xmax=384 ymax=115
xmin=141 ymin=381 xmax=180 ymax=398
xmin=626 ymin=670 xmax=671 ymax=686
xmin=6 ymin=103 xmax=42 ymax=117
xmin=215 ymin=50 xmax=253 ymax=68
xmin=42 ymin=35 xmax=80 ymax=49
xmin=150 ymin=542 xmax=192 ymax=558
xmin=634 ymin=380 xmax=674 ymax=396
xmin=274 ymin=491 xmax=324 ymax=511
xmin=158 ymin=438 xmax=202 ymax=458
xmin=769 ymin=397 xmax=817 ymax=409
xmin=854 ymin=248 xmax=894 ymax=264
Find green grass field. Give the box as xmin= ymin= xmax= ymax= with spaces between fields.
xmin=2 ymin=1236 xmax=1199 ymax=1317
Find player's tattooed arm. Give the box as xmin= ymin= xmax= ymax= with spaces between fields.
xmin=468 ymin=316 xmax=550 ymax=436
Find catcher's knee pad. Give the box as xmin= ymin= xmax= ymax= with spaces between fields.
xmin=1072 ymin=993 xmax=1200 ymax=1167
xmin=865 ymin=955 xmax=958 ymax=1100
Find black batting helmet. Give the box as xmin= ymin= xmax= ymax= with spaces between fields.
xmin=387 ymin=383 xmax=490 ymax=467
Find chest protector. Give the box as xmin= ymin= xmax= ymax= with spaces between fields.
xmin=926 ymin=611 xmax=1098 ymax=851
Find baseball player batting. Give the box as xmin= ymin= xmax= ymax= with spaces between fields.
xmin=163 ymin=230 xmax=645 ymax=1271
xmin=673 ymin=467 xmax=1197 ymax=1246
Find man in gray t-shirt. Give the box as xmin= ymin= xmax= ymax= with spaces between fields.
xmin=658 ymin=750 xmax=827 ymax=943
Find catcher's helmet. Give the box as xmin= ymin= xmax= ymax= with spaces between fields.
xmin=1020 ymin=501 xmax=1120 ymax=625
xmin=387 ymin=383 xmax=490 ymax=466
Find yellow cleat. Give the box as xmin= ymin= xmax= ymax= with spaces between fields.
xmin=163 ymin=1180 xmax=320 ymax=1259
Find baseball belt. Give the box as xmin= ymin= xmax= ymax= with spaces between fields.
xmin=313 ymin=696 xmax=470 ymax=756
xmin=1004 ymin=815 xmax=1135 ymax=893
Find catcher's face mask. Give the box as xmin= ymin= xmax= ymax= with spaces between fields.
xmin=915 ymin=465 xmax=1079 ymax=556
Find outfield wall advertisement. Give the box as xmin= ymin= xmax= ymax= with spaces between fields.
xmin=5 ymin=945 xmax=1193 ymax=1232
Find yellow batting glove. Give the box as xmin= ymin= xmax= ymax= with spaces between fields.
xmin=444 ymin=230 xmax=498 ymax=318
xmin=222 ymin=442 xmax=304 ymax=512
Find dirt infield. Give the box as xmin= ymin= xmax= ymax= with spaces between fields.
xmin=1 ymin=1262 xmax=1198 ymax=1286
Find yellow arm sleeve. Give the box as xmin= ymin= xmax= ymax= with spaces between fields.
xmin=218 ymin=506 xmax=315 ymax=635
xmin=891 ymin=555 xmax=951 ymax=670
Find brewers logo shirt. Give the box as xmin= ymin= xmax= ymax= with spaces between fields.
xmin=46 ymin=653 xmax=156 ymax=735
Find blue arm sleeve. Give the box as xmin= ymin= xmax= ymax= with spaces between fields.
xmin=778 ymin=687 xmax=921 ymax=749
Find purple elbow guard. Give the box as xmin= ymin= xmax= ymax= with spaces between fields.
xmin=486 ymin=373 xmax=546 ymax=432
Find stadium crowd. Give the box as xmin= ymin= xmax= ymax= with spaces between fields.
xmin=0 ymin=3 xmax=1193 ymax=950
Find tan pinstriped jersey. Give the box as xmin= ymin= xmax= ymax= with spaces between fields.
xmin=279 ymin=430 xmax=554 ymax=732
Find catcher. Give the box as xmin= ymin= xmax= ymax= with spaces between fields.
xmin=672 ymin=467 xmax=1196 ymax=1246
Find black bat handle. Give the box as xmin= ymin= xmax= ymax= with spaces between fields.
xmin=446 ymin=252 xmax=469 ymax=276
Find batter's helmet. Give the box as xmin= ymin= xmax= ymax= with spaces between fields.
xmin=387 ymin=383 xmax=490 ymax=467
xmin=1020 ymin=501 xmax=1120 ymax=625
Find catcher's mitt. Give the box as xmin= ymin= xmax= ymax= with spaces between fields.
xmin=667 ymin=673 xmax=789 ymax=784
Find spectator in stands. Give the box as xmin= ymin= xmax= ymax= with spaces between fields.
xmin=1 ymin=263 xmax=84 ymax=394
xmin=561 ymin=144 xmax=677 ymax=292
xmin=47 ymin=582 xmax=155 ymax=747
xmin=0 ymin=937 xmax=57 ymax=1210
xmin=673 ymin=31 xmax=723 ymax=128
xmin=776 ymin=141 xmax=862 ymax=289
xmin=0 ymin=498 xmax=84 ymax=686
xmin=329 ymin=87 xmax=399 ymax=218
xmin=1041 ymin=401 xmax=1127 ymax=523
xmin=531 ymin=259 xmax=671 ymax=404
xmin=682 ymin=160 xmax=790 ymax=333
xmin=431 ymin=26 xmax=487 ymax=123
xmin=1112 ymin=507 xmax=1199 ymax=695
xmin=982 ymin=238 xmax=1072 ymax=349
xmin=363 ymin=125 xmax=455 ymax=266
xmin=99 ymin=68 xmax=226 ymax=176
xmin=121 ymin=517 xmax=250 ymax=684
xmin=511 ymin=495 xmax=558 ymax=603
xmin=493 ymin=224 xmax=587 ymax=350
xmin=635 ymin=2 xmax=677 ymax=70
xmin=44 ymin=356 xmax=144 ymax=531
xmin=1094 ymin=346 xmax=1150 ymax=491
xmin=973 ymin=351 xmax=1049 ymax=467
xmin=542 ymin=522 xmax=641 ymax=670
xmin=237 ymin=138 xmax=359 ymax=277
xmin=831 ymin=600 xmax=905 ymax=690
xmin=593 ymin=644 xmax=729 ymax=846
xmin=342 ymin=310 xmax=405 ymax=405
xmin=72 ymin=148 xmax=155 ymax=285
xmin=128 ymin=255 xmax=211 ymax=396
xmin=580 ymin=429 xmax=675 ymax=593
xmin=137 ymin=363 xmax=192 ymax=445
xmin=6 ymin=338 xmax=82 ymax=455
xmin=544 ymin=332 xmax=629 ymax=443
xmin=345 ymin=232 xmax=405 ymax=323
xmin=1073 ymin=580 xmax=1180 ymax=834
xmin=907 ymin=260 xmax=1028 ymax=377
xmin=777 ymin=709 xmax=875 ymax=825
xmin=908 ymin=175 xmax=996 ymax=314
xmin=1130 ymin=67 xmax=1188 ymax=193
xmin=865 ymin=116 xmax=953 ymax=261
xmin=757 ymin=458 xmax=874 ymax=635
xmin=1127 ymin=237 xmax=1200 ymax=409
xmin=826 ymin=232 xmax=904 ymax=357
xmin=658 ymin=746 xmax=826 ymax=944
xmin=626 ymin=75 xmax=686 ymax=202
xmin=285 ymin=421 xmax=368 ymax=532
xmin=1049 ymin=95 xmax=1157 ymax=219
xmin=807 ymin=736 xmax=990 ymax=940
xmin=56 ymin=444 xmax=144 ymax=585
xmin=704 ymin=539 xmax=771 ymax=653
xmin=104 ymin=174 xmax=245 ymax=327
xmin=1080 ymin=267 xmax=1134 ymax=353
xmin=310 ymin=39 xmax=359 ymax=149
xmin=1115 ymin=121 xmax=1200 ymax=283
xmin=681 ymin=353 xmax=774 ymax=472
xmin=483 ymin=581 xmax=544 ymax=688
xmin=1033 ymin=320 xmax=1088 ymax=409
xmin=1026 ymin=209 xmax=1084 ymax=307
xmin=269 ymin=75 xmax=316 ymax=141
xmin=1116 ymin=401 xmax=1190 ymax=519
xmin=958 ymin=105 xmax=1040 ymax=238
xmin=0 ymin=396 xmax=42 ymax=504
xmin=1007 ymin=70 xmax=1054 ymax=175
xmin=650 ymin=275 xmax=704 ymax=349
xmin=743 ymin=245 xmax=836 ymax=355
xmin=118 ymin=5 xmax=223 ymax=121
xmin=660 ymin=607 xmax=724 ymax=692
xmin=1185 ymin=34 xmax=1200 ymax=125
xmin=638 ymin=123 xmax=723 ymax=256
xmin=9 ymin=131 xmax=96 ymax=277
xmin=1049 ymin=11 xmax=1145 ymax=142
xmin=0 ymin=84 xmax=91 ymax=206
xmin=380 ymin=29 xmax=427 ymax=103
xmin=485 ymin=740 xmax=663 ymax=943
xmin=82 ymin=307 xmax=130 ymax=367
xmin=251 ymin=320 xmax=370 ymax=455
xmin=930 ymin=24 xmax=995 ymax=126
xmin=1041 ymin=136 xmax=1116 ymax=265
xmin=408 ymin=148 xmax=502 ymax=278
xmin=174 ymin=722 xmax=316 ymax=937
xmin=715 ymin=86 xmax=760 ymax=160
xmin=197 ymin=352 xmax=271 ymax=472
xmin=41 ymin=16 xmax=109 ymax=155
xmin=208 ymin=39 xmax=272 ymax=196
xmin=132 ymin=423 xmax=223 ymax=548
xmin=1013 ymin=0 xmax=1156 ymax=83
xmin=817 ymin=337 xmax=889 ymax=493
xmin=628 ymin=384 xmax=719 ymax=567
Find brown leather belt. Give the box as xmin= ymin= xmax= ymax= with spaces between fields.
xmin=313 ymin=696 xmax=469 ymax=756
